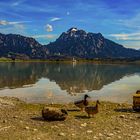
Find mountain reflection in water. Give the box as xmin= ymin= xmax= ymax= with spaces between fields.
xmin=0 ymin=62 xmax=140 ymax=103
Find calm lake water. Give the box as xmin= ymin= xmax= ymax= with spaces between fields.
xmin=0 ymin=62 xmax=140 ymax=104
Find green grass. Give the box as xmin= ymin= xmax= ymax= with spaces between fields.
xmin=0 ymin=57 xmax=140 ymax=65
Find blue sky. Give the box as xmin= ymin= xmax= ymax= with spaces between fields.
xmin=0 ymin=0 xmax=140 ymax=49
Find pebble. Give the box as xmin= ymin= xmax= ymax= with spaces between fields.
xmin=51 ymin=125 xmax=59 ymax=128
xmin=81 ymin=123 xmax=87 ymax=127
xmin=87 ymin=130 xmax=93 ymax=133
xmin=13 ymin=116 xmax=18 ymax=118
xmin=131 ymin=135 xmax=135 ymax=139
xmin=118 ymin=136 xmax=122 ymax=139
xmin=98 ymin=133 xmax=103 ymax=136
xmin=58 ymin=132 xmax=65 ymax=136
xmin=116 ymin=130 xmax=121 ymax=133
xmin=123 ymin=133 xmax=127 ymax=136
xmin=119 ymin=115 xmax=125 ymax=118
xmin=113 ymin=132 xmax=117 ymax=135
xmin=25 ymin=126 xmax=29 ymax=130
xmin=58 ymin=124 xmax=64 ymax=126
xmin=93 ymin=136 xmax=98 ymax=139
xmin=71 ymin=133 xmax=75 ymax=136
xmin=130 ymin=117 xmax=135 ymax=120
xmin=125 ymin=124 xmax=129 ymax=127
xmin=3 ymin=120 xmax=7 ymax=123
xmin=28 ymin=113 xmax=32 ymax=115
xmin=124 ymin=119 xmax=129 ymax=122
xmin=33 ymin=129 xmax=37 ymax=131
xmin=114 ymin=127 xmax=120 ymax=130
xmin=107 ymin=133 xmax=114 ymax=137
xmin=136 ymin=132 xmax=140 ymax=135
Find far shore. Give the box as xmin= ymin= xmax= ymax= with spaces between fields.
xmin=0 ymin=57 xmax=140 ymax=65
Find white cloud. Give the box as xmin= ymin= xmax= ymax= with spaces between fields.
xmin=12 ymin=0 xmax=27 ymax=6
xmin=109 ymin=33 xmax=129 ymax=40
xmin=0 ymin=20 xmax=30 ymax=34
xmin=118 ymin=13 xmax=140 ymax=30
xmin=46 ymin=24 xmax=53 ymax=32
xmin=12 ymin=2 xmax=19 ymax=6
xmin=9 ymin=21 xmax=30 ymax=25
xmin=67 ymin=12 xmax=70 ymax=15
xmin=0 ymin=24 xmax=26 ymax=35
xmin=0 ymin=20 xmax=9 ymax=25
xmin=109 ymin=32 xmax=140 ymax=41
xmin=0 ymin=20 xmax=28 ymax=35
xmin=0 ymin=20 xmax=31 ymax=26
xmin=50 ymin=17 xmax=61 ymax=22
xmin=14 ymin=24 xmax=25 ymax=30
xmin=45 ymin=34 xmax=56 ymax=39
xmin=32 ymin=34 xmax=57 ymax=39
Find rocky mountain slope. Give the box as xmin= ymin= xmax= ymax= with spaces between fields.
xmin=0 ymin=33 xmax=48 ymax=59
xmin=46 ymin=28 xmax=140 ymax=59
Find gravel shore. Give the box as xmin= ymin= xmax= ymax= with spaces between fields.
xmin=0 ymin=97 xmax=139 ymax=140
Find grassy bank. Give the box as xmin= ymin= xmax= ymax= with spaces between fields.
xmin=1 ymin=57 xmax=140 ymax=65
xmin=0 ymin=97 xmax=140 ymax=140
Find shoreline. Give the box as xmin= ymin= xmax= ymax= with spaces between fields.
xmin=0 ymin=57 xmax=140 ymax=64
xmin=0 ymin=60 xmax=140 ymax=65
xmin=0 ymin=96 xmax=139 ymax=140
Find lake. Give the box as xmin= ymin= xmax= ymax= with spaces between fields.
xmin=0 ymin=62 xmax=140 ymax=104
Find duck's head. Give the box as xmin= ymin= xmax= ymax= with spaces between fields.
xmin=97 ymin=100 xmax=100 ymax=104
xmin=136 ymin=90 xmax=140 ymax=94
xmin=84 ymin=94 xmax=90 ymax=99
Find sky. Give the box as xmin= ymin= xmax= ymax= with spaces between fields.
xmin=0 ymin=0 xmax=140 ymax=49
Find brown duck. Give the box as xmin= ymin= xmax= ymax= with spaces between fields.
xmin=74 ymin=94 xmax=90 ymax=111
xmin=85 ymin=100 xmax=100 ymax=117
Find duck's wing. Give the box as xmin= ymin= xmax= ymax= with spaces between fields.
xmin=74 ymin=100 xmax=84 ymax=105
xmin=85 ymin=106 xmax=96 ymax=111
xmin=74 ymin=100 xmax=86 ymax=109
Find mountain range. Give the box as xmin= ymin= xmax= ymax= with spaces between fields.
xmin=0 ymin=28 xmax=140 ymax=60
xmin=0 ymin=33 xmax=48 ymax=59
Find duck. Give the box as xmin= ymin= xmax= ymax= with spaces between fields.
xmin=85 ymin=100 xmax=100 ymax=118
xmin=74 ymin=94 xmax=90 ymax=111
